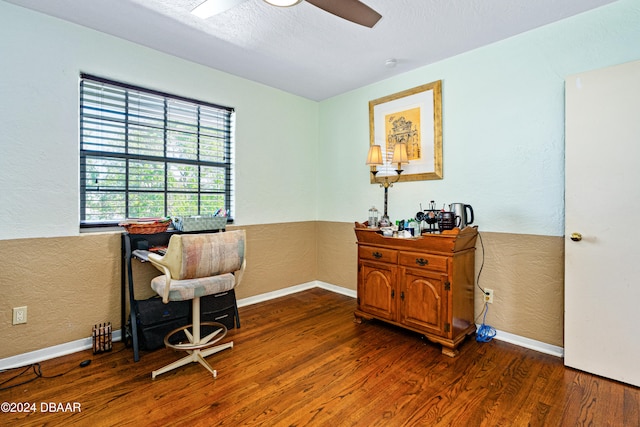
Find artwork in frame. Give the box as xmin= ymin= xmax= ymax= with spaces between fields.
xmin=369 ymin=80 xmax=443 ymax=183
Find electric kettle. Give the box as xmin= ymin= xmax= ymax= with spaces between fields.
xmin=449 ymin=203 xmax=474 ymax=228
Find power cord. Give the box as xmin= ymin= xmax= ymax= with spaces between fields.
xmin=476 ymin=303 xmax=496 ymax=342
xmin=475 ymin=230 xmax=487 ymax=296
xmin=474 ymin=231 xmax=496 ymax=343
xmin=0 ymin=360 xmax=92 ymax=391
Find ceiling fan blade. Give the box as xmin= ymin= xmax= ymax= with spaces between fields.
xmin=191 ymin=0 xmax=248 ymax=19
xmin=304 ymin=0 xmax=382 ymax=28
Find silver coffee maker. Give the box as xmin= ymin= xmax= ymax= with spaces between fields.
xmin=449 ymin=203 xmax=474 ymax=228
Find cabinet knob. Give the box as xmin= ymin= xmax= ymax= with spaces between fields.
xmin=372 ymin=251 xmax=383 ymax=258
xmin=415 ymin=258 xmax=428 ymax=266
xmin=570 ymin=232 xmax=582 ymax=242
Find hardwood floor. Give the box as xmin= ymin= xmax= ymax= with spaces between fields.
xmin=1 ymin=288 xmax=638 ymax=426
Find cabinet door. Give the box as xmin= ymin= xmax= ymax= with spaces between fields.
xmin=400 ymin=268 xmax=448 ymax=336
xmin=358 ymin=261 xmax=397 ymax=321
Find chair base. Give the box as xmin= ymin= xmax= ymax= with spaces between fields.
xmin=152 ymin=321 xmax=233 ymax=379
xmin=151 ymin=341 xmax=233 ymax=379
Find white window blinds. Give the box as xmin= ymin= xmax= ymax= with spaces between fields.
xmin=79 ymin=74 xmax=234 ymax=226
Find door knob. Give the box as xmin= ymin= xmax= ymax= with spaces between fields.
xmin=570 ymin=232 xmax=582 ymax=242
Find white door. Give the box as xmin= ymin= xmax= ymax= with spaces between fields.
xmin=565 ymin=60 xmax=640 ymax=387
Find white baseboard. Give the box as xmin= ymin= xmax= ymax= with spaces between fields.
xmin=481 ymin=326 xmax=564 ymax=358
xmin=235 ymin=281 xmax=356 ymax=307
xmin=315 ymin=281 xmax=357 ymax=298
xmin=0 ymin=283 xmax=561 ymax=370
xmin=235 ymin=281 xmax=318 ymax=307
xmin=0 ymin=330 xmax=123 ymax=371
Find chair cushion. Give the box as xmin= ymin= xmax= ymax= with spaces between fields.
xmin=151 ymin=272 xmax=236 ymax=302
xmin=162 ymin=231 xmax=245 ymax=280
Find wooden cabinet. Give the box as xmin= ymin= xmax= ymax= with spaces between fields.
xmin=355 ymin=225 xmax=478 ymax=357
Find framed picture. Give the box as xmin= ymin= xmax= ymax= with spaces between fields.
xmin=369 ymin=80 xmax=442 ymax=183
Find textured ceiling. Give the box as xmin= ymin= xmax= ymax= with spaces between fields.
xmin=4 ymin=0 xmax=617 ymax=100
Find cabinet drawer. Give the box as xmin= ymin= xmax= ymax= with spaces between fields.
xmin=201 ymin=290 xmax=237 ymax=312
xmin=202 ymin=306 xmax=237 ymax=330
xmin=399 ymin=251 xmax=447 ymax=272
xmin=358 ymin=246 xmax=397 ymax=264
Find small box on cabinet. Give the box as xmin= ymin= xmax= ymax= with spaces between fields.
xmin=172 ymin=216 xmax=226 ymax=232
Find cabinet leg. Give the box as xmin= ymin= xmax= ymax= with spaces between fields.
xmin=441 ymin=346 xmax=459 ymax=358
xmin=353 ymin=313 xmax=363 ymax=324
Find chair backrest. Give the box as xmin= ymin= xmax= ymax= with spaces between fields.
xmin=162 ymin=230 xmax=246 ymax=280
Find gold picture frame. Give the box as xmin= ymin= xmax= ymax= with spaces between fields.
xmin=369 ymin=80 xmax=443 ymax=183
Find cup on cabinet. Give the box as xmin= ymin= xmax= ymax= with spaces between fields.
xmin=438 ymin=211 xmax=460 ymax=231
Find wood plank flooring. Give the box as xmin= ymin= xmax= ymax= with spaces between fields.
xmin=1 ymin=288 xmax=638 ymax=426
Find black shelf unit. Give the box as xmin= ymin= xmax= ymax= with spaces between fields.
xmin=121 ymin=228 xmax=236 ymax=362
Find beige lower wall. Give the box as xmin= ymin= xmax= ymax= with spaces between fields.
xmin=472 ymin=232 xmax=564 ymax=346
xmin=0 ymin=222 xmax=563 ymax=359
xmin=238 ymin=222 xmax=317 ymax=298
xmin=316 ymin=221 xmax=358 ymax=290
xmin=0 ymin=223 xmax=317 ymax=359
xmin=1 ymin=233 xmax=122 ymax=359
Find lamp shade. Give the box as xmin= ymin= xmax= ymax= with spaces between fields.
xmin=366 ymin=145 xmax=383 ymax=165
xmin=391 ymin=143 xmax=409 ymax=165
xmin=264 ymin=0 xmax=302 ymax=6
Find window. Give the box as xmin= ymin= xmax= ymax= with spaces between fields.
xmin=79 ymin=74 xmax=234 ymax=227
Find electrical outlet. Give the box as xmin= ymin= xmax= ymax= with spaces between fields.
xmin=484 ymin=289 xmax=494 ymax=304
xmin=13 ymin=306 xmax=27 ymax=325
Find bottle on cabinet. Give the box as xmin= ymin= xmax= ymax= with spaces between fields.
xmin=368 ymin=206 xmax=379 ymax=228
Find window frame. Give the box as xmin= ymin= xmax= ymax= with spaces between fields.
xmin=79 ymin=73 xmax=234 ymax=228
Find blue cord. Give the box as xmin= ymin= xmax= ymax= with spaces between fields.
xmin=476 ymin=302 xmax=496 ymax=343
xmin=474 ymin=232 xmax=496 ymax=343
